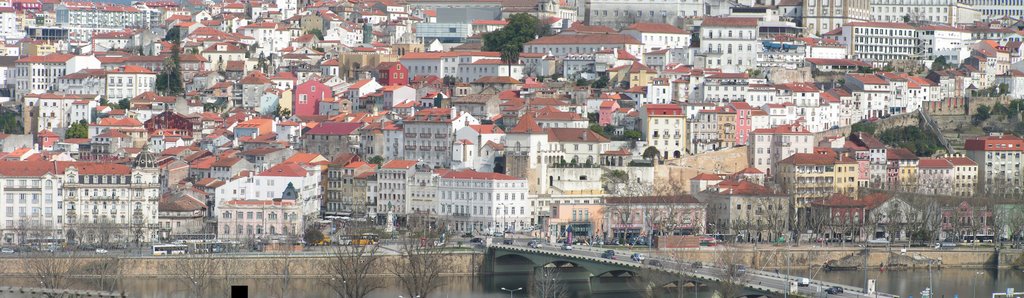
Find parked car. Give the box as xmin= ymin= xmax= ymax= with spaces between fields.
xmin=493 ymin=231 xmax=505 ymax=238
xmin=631 ymin=253 xmax=645 ymax=262
xmin=601 ymin=251 xmax=615 ymax=259
xmin=502 ymin=239 xmax=514 ymax=245
xmin=647 ymin=259 xmax=663 ymax=267
xmin=561 ymin=244 xmax=573 ymax=250
xmin=732 ymin=264 xmax=747 ymax=276
xmin=825 ymin=286 xmax=844 ymax=294
xmin=95 ymin=249 xmax=108 ymax=254
xmin=691 ymin=261 xmax=703 ymax=269
xmin=469 ymin=237 xmax=483 ymax=244
xmin=1 ymin=248 xmax=13 ymax=254
xmin=528 ymin=240 xmax=542 ymax=248
xmin=460 ymin=233 xmax=473 ymax=238
xmin=798 ymin=278 xmax=810 ymax=287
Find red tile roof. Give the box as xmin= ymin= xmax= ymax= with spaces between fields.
xmin=381 ymin=160 xmax=418 ymax=169
xmin=701 ymin=17 xmax=759 ymax=27
xmin=258 ymin=163 xmax=308 ymax=177
xmin=624 ymin=22 xmax=688 ymax=34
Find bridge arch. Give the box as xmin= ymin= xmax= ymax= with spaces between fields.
xmin=494 ymin=253 xmax=536 ymax=266
xmin=594 ymin=269 xmax=639 ymax=278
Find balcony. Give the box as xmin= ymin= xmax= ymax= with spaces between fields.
xmin=404 ymin=145 xmax=416 ymax=150
xmin=434 ymin=146 xmax=447 ymax=151
xmin=452 ymin=212 xmax=470 ymax=218
xmin=419 ymin=133 xmax=432 ymax=138
xmin=418 ymin=146 xmax=431 ymax=151
xmin=404 ymin=133 xmax=416 ymax=138
xmin=434 ymin=133 xmax=447 ymax=138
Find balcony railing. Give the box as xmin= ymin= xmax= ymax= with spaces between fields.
xmin=434 ymin=133 xmax=447 ymax=138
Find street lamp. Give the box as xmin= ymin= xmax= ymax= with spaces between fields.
xmin=500 ymin=287 xmax=523 ymax=298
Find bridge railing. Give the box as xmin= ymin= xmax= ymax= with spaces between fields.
xmin=488 ymin=244 xmax=900 ymax=298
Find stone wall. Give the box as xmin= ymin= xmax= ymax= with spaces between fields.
xmin=0 ymin=252 xmax=483 ymax=278
xmin=812 ymin=112 xmax=921 ymax=144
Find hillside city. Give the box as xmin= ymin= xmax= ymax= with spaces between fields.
xmin=3 ymin=0 xmax=1024 ymax=290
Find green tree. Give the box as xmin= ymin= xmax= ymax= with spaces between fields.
xmin=163 ymin=27 xmax=181 ymax=42
xmin=575 ymin=78 xmax=590 ymax=87
xmin=306 ymin=29 xmax=324 ymax=40
xmin=642 ymin=147 xmax=660 ymax=160
xmin=994 ymin=102 xmax=1011 ymax=119
xmin=117 ymin=98 xmax=130 ymax=110
xmin=851 ymin=121 xmax=877 ymax=135
xmin=930 ymin=56 xmax=948 ymax=71
xmin=878 ymin=126 xmax=942 ymax=156
xmin=974 ymin=104 xmax=992 ymax=125
xmin=592 ymin=73 xmax=609 ymax=89
xmin=482 ymin=13 xmax=545 ymax=76
xmin=156 ymin=33 xmax=185 ymax=96
xmin=66 ymin=120 xmax=88 ymax=139
xmin=999 ymin=83 xmax=1010 ymax=95
xmin=623 ymin=130 xmax=642 ymax=140
xmin=0 ymin=110 xmax=21 ymax=134
xmin=589 ymin=124 xmax=607 ymax=137
xmin=303 ymin=226 xmax=324 ymax=245
xmin=367 ymin=155 xmax=385 ymax=166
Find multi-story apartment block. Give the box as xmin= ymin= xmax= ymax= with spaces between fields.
xmin=438 ymin=170 xmax=530 ymax=233
xmin=640 ymin=104 xmax=686 ymax=159
xmin=803 ymin=0 xmax=870 ymax=35
xmin=839 ymin=22 xmax=920 ymax=66
xmin=524 ymin=33 xmax=643 ymax=60
xmin=54 ymin=2 xmax=146 ymax=38
xmin=775 ymin=152 xmax=859 ymax=224
xmin=870 ymin=0 xmax=959 ymax=24
xmin=621 ymin=22 xmax=691 ymax=53
xmin=748 ymin=123 xmax=815 ymax=176
xmin=375 ymin=160 xmax=418 ymax=217
xmin=14 ymin=54 xmax=101 ymax=103
xmin=698 ymin=17 xmax=761 ymax=72
xmin=918 ymin=156 xmax=978 ymax=196
xmin=965 ymin=133 xmax=1024 ymax=196
xmin=701 ymin=180 xmax=789 ymax=241
xmin=958 ymin=0 xmax=1024 ymax=20
xmin=215 ymin=163 xmax=322 ymax=219
xmin=584 ymin=0 xmax=703 ymax=29
xmin=105 ymin=66 xmax=156 ymax=100
xmin=401 ymin=108 xmax=479 ymax=168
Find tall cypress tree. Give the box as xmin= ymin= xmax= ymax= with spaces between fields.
xmin=155 ymin=31 xmax=185 ymax=96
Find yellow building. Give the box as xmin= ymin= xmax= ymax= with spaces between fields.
xmin=776 ymin=152 xmax=859 ymax=217
xmin=608 ymin=61 xmax=656 ymax=88
xmin=886 ymin=148 xmax=919 ymax=192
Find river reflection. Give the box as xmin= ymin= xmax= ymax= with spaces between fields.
xmin=0 ymin=268 xmax=1020 ymax=297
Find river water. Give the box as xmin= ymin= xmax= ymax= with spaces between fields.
xmin=1 ymin=268 xmax=1022 ymax=297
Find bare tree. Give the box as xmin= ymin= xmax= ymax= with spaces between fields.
xmin=323 ymin=244 xmax=385 ymax=298
xmin=25 ymin=252 xmax=81 ymax=292
xmin=83 ymin=256 xmax=123 ymax=294
xmin=712 ymin=246 xmax=749 ymax=298
xmin=171 ymin=254 xmax=219 ymax=297
xmin=531 ymin=266 xmax=568 ymax=298
xmin=386 ymin=230 xmax=454 ymax=298
xmin=270 ymin=251 xmax=297 ymax=298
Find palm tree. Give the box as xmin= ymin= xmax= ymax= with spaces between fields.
xmin=500 ymin=45 xmax=520 ymax=78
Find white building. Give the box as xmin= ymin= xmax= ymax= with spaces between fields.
xmin=524 ymin=33 xmax=643 ymax=60
xmin=621 ymin=22 xmax=691 ymax=53
xmin=30 ymin=93 xmax=97 ymax=134
xmin=54 ymin=2 xmax=146 ymax=39
xmin=215 ymin=163 xmax=322 ymax=218
xmin=748 ymin=123 xmax=814 ymax=176
xmin=698 ymin=17 xmax=761 ymax=72
xmin=13 ymin=54 xmax=101 ymax=102
xmin=105 ymin=66 xmax=156 ymax=101
xmin=217 ymin=198 xmax=305 ymax=242
xmin=803 ymin=0 xmax=871 ymax=35
xmin=870 ymin=0 xmax=959 ymax=24
xmin=438 ymin=170 xmax=530 ymax=233
xmin=839 ymin=22 xmax=920 ymax=66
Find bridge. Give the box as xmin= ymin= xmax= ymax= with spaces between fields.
xmin=484 ymin=243 xmax=899 ymax=298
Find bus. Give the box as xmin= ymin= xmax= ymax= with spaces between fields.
xmin=152 ymin=244 xmax=188 ymax=256
xmin=350 ymin=233 xmax=379 ymax=246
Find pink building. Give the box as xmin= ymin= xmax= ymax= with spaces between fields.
xmin=729 ymin=101 xmax=753 ymax=145
xmin=598 ymin=100 xmax=620 ymax=126
xmin=294 ymin=80 xmax=332 ymax=116
xmin=218 ymin=199 xmax=305 ymax=242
